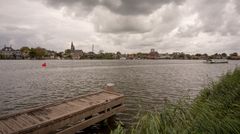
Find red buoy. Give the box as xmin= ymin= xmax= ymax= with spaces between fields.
xmin=42 ymin=62 xmax=47 ymax=67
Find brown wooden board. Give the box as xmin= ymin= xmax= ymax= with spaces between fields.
xmin=0 ymin=90 xmax=124 ymax=134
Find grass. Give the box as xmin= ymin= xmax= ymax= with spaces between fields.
xmin=112 ymin=68 xmax=240 ymax=134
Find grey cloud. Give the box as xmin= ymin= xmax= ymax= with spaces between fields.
xmin=191 ymin=0 xmax=240 ymax=36
xmin=43 ymin=0 xmax=185 ymax=15
xmin=234 ymin=0 xmax=240 ymax=14
xmin=1 ymin=0 xmax=240 ymax=53
xmin=0 ymin=26 xmax=37 ymax=48
xmin=101 ymin=0 xmax=184 ymax=15
xmin=189 ymin=0 xmax=227 ymax=34
xmin=91 ymin=7 xmax=152 ymax=34
xmin=96 ymin=23 xmax=151 ymax=34
xmin=176 ymin=25 xmax=201 ymax=38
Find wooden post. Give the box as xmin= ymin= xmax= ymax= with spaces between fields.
xmin=104 ymin=83 xmax=115 ymax=92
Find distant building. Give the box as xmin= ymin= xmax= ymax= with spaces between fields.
xmin=127 ymin=54 xmax=135 ymax=60
xmin=69 ymin=42 xmax=84 ymax=60
xmin=229 ymin=53 xmax=240 ymax=60
xmin=0 ymin=46 xmax=22 ymax=59
xmin=159 ymin=53 xmax=172 ymax=59
xmin=46 ymin=50 xmax=57 ymax=59
xmin=72 ymin=50 xmax=84 ymax=59
xmin=71 ymin=42 xmax=75 ymax=51
xmin=230 ymin=56 xmax=240 ymax=60
xmin=148 ymin=49 xmax=159 ymax=59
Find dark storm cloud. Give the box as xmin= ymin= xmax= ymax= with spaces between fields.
xmin=44 ymin=0 xmax=185 ymax=15
xmin=96 ymin=23 xmax=151 ymax=34
xmin=102 ymin=0 xmax=185 ymax=15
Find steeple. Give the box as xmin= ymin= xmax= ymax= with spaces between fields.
xmin=71 ymin=41 xmax=75 ymax=51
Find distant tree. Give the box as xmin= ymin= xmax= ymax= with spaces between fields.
xmin=65 ymin=49 xmax=71 ymax=54
xmin=35 ymin=47 xmax=46 ymax=59
xmin=203 ymin=53 xmax=208 ymax=57
xmin=195 ymin=53 xmax=202 ymax=57
xmin=211 ymin=53 xmax=221 ymax=59
xmin=29 ymin=48 xmax=36 ymax=59
xmin=221 ymin=53 xmax=227 ymax=58
xmin=56 ymin=52 xmax=63 ymax=59
xmin=63 ymin=49 xmax=72 ymax=59
xmin=88 ymin=52 xmax=95 ymax=59
xmin=179 ymin=52 xmax=186 ymax=59
xmin=20 ymin=47 xmax=30 ymax=59
xmin=136 ymin=52 xmax=145 ymax=59
xmin=214 ymin=53 xmax=219 ymax=56
xmin=95 ymin=53 xmax=103 ymax=59
xmin=103 ymin=53 xmax=115 ymax=59
xmin=202 ymin=53 xmax=209 ymax=60
xmin=29 ymin=47 xmax=46 ymax=59
xmin=185 ymin=54 xmax=191 ymax=59
xmin=20 ymin=47 xmax=30 ymax=53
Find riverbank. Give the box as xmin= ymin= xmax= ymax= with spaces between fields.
xmin=112 ymin=68 xmax=240 ymax=134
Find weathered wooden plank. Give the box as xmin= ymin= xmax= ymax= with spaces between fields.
xmin=12 ymin=116 xmax=29 ymax=128
xmin=17 ymin=97 xmax=124 ymax=134
xmin=17 ymin=115 xmax=35 ymax=127
xmin=66 ymin=101 xmax=80 ymax=107
xmin=85 ymin=95 xmax=107 ymax=103
xmin=0 ymin=91 xmax=104 ymax=121
xmin=52 ymin=104 xmax=73 ymax=114
xmin=36 ymin=110 xmax=51 ymax=121
xmin=24 ymin=114 xmax=41 ymax=124
xmin=0 ymin=90 xmax=124 ymax=134
xmin=2 ymin=119 xmax=20 ymax=133
xmin=29 ymin=112 xmax=46 ymax=122
xmin=80 ymin=97 xmax=95 ymax=102
xmin=56 ymin=105 xmax=124 ymax=134
xmin=0 ymin=121 xmax=12 ymax=134
xmin=44 ymin=108 xmax=63 ymax=119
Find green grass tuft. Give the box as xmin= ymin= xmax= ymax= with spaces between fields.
xmin=112 ymin=68 xmax=240 ymax=134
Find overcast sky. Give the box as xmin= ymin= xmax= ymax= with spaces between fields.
xmin=0 ymin=0 xmax=240 ymax=54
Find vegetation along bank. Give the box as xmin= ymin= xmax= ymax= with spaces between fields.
xmin=112 ymin=68 xmax=240 ymax=134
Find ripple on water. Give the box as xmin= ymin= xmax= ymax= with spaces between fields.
xmin=0 ymin=60 xmax=239 ymax=128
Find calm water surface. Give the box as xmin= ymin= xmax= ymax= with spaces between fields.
xmin=0 ymin=60 xmax=240 ymax=130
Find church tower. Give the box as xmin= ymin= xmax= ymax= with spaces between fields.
xmin=71 ymin=41 xmax=75 ymax=51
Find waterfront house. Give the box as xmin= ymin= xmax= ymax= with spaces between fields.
xmin=159 ymin=53 xmax=172 ymax=59
xmin=229 ymin=55 xmax=240 ymax=60
xmin=45 ymin=50 xmax=57 ymax=59
xmin=229 ymin=53 xmax=240 ymax=60
xmin=0 ymin=46 xmax=22 ymax=59
xmin=148 ymin=49 xmax=159 ymax=59
xmin=72 ymin=50 xmax=84 ymax=59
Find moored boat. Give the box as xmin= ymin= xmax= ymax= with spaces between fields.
xmin=206 ymin=59 xmax=228 ymax=64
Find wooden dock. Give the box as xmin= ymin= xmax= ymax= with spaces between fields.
xmin=0 ymin=90 xmax=124 ymax=134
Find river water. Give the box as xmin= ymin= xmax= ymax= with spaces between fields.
xmin=0 ymin=60 xmax=239 ymax=131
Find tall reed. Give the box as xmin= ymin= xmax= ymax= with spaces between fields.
xmin=112 ymin=68 xmax=240 ymax=134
